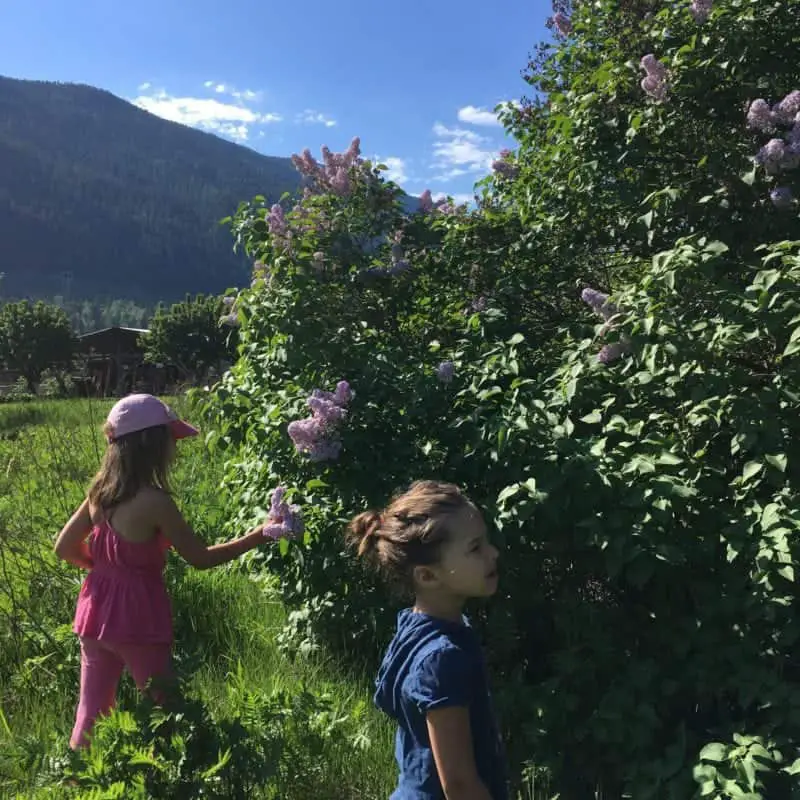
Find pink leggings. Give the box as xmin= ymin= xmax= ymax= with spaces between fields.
xmin=70 ymin=637 xmax=172 ymax=750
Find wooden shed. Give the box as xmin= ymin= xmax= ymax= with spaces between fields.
xmin=75 ymin=326 xmax=180 ymax=397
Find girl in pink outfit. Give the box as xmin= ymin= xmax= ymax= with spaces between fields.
xmin=54 ymin=394 xmax=269 ymax=750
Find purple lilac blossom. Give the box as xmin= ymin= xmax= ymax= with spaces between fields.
xmin=552 ymin=11 xmax=572 ymax=35
xmin=774 ymin=91 xmax=800 ymax=126
xmin=640 ymin=55 xmax=667 ymax=79
xmin=756 ymin=138 xmax=788 ymax=174
xmin=747 ymin=99 xmax=775 ymax=132
xmin=288 ymin=381 xmax=352 ymax=461
xmin=770 ymin=187 xmax=794 ymax=209
xmin=492 ymin=151 xmax=520 ymax=179
xmin=307 ymin=396 xmax=347 ymax=427
xmin=581 ymin=287 xmax=618 ymax=320
xmin=689 ymin=0 xmax=712 ymax=23
xmin=267 ymin=204 xmax=288 ymax=237
xmin=290 ymin=138 xmax=363 ymax=198
xmin=640 ymin=55 xmax=668 ymax=101
xmin=419 ymin=190 xmax=434 ymax=212
xmin=598 ymin=342 xmax=628 ymax=365
xmin=263 ymin=486 xmax=304 ymax=540
xmin=471 ymin=295 xmax=488 ymax=313
xmin=436 ymin=361 xmax=455 ymax=384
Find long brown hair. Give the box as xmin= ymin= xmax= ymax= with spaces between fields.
xmin=87 ymin=422 xmax=173 ymax=512
xmin=347 ymin=480 xmax=472 ymax=595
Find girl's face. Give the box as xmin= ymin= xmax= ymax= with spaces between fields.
xmin=418 ymin=504 xmax=500 ymax=600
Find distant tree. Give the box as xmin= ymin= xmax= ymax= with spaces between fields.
xmin=0 ymin=300 xmax=75 ymax=392
xmin=143 ymin=294 xmax=238 ymax=381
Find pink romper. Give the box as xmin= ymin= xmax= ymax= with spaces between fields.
xmin=69 ymin=521 xmax=173 ymax=749
xmin=73 ymin=520 xmax=173 ymax=643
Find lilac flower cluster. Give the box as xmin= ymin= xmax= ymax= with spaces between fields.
xmin=287 ymin=381 xmax=352 ymax=462
xmin=492 ymin=149 xmax=520 ymax=180
xmin=268 ymin=204 xmax=288 ymax=237
xmin=435 ymin=199 xmax=468 ymax=215
xmin=263 ymin=486 xmax=304 ymax=540
xmin=290 ymin=138 xmax=363 ymax=197
xmin=469 ymin=295 xmax=488 ymax=314
xmin=580 ymin=287 xmax=628 ymax=365
xmin=415 ymin=189 xmax=462 ymax=216
xmin=436 ymin=361 xmax=455 ymax=384
xmin=551 ymin=11 xmax=573 ymax=36
xmin=419 ymin=190 xmax=434 ymax=213
xmin=747 ymin=91 xmax=800 ymax=209
xmin=360 ymin=240 xmax=412 ymax=279
xmin=640 ymin=55 xmax=668 ymax=102
xmin=689 ymin=0 xmax=712 ymax=23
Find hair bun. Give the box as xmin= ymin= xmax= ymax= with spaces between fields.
xmin=347 ymin=510 xmax=383 ymax=561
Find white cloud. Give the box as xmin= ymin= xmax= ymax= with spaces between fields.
xmin=233 ymin=88 xmax=260 ymax=101
xmin=380 ymin=156 xmax=408 ymax=184
xmin=457 ymin=105 xmax=502 ymax=127
xmin=430 ymin=122 xmax=498 ymax=179
xmin=138 ymin=81 xmax=152 ymax=91
xmin=431 ymin=191 xmax=475 ymax=207
xmin=132 ymin=87 xmax=282 ymax=143
xmin=202 ymin=82 xmax=262 ymax=102
xmin=297 ymin=109 xmax=337 ymax=127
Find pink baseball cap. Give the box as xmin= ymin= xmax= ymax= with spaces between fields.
xmin=105 ymin=394 xmax=199 ymax=442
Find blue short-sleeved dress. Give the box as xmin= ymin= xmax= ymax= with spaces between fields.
xmin=373 ymin=608 xmax=508 ymax=799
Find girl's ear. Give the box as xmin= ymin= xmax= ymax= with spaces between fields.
xmin=412 ymin=564 xmax=441 ymax=588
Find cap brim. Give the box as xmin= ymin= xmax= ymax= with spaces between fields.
xmin=170 ymin=419 xmax=200 ymax=440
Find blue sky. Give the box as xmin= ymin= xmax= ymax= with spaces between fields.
xmin=0 ymin=0 xmax=553 ymax=203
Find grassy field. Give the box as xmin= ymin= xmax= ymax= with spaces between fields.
xmin=0 ymin=397 xmax=397 ymax=798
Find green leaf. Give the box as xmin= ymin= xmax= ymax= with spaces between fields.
xmin=764 ymin=453 xmax=787 ymax=472
xmin=700 ymin=742 xmax=729 ymax=763
xmin=742 ymin=461 xmax=763 ymax=483
xmin=740 ymin=165 xmax=757 ymax=185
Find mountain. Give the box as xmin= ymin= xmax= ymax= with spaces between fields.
xmin=0 ymin=76 xmax=301 ymax=303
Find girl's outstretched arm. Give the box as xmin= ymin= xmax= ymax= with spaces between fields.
xmin=152 ymin=491 xmax=264 ymax=569
xmin=54 ymin=499 xmax=94 ymax=570
xmin=427 ymin=706 xmax=494 ymax=800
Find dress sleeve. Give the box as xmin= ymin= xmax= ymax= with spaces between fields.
xmin=405 ymin=643 xmax=472 ymax=713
